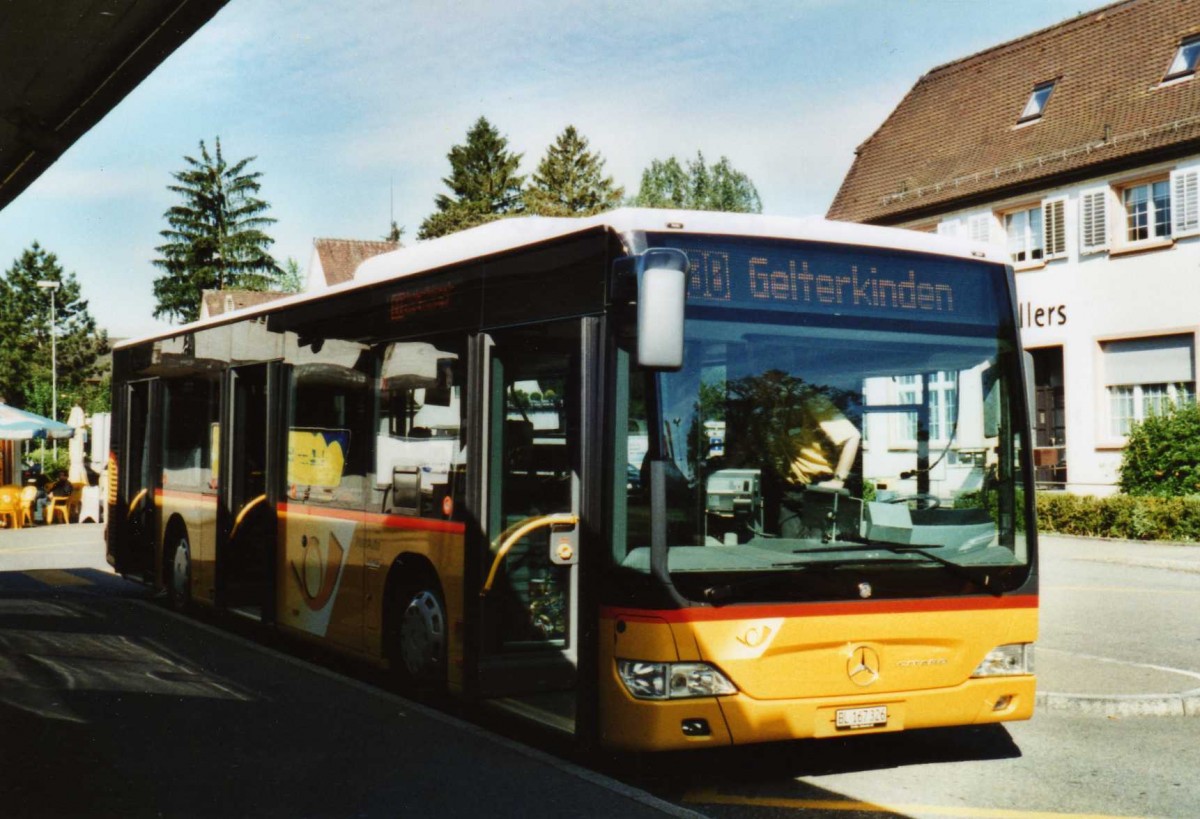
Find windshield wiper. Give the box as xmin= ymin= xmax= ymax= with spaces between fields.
xmin=793 ymin=543 xmax=1003 ymax=596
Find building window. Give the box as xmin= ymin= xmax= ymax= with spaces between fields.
xmin=1018 ymin=81 xmax=1055 ymax=123
xmin=1108 ymin=383 xmax=1194 ymax=437
xmin=1004 ymin=206 xmax=1043 ymax=264
xmin=896 ymin=375 xmax=919 ymax=442
xmin=1165 ymin=36 xmax=1200 ymax=82
xmin=1122 ymin=179 xmax=1171 ymax=242
xmin=927 ymin=371 xmax=958 ymax=441
xmin=1102 ymin=335 xmax=1196 ymax=437
xmin=893 ymin=372 xmax=957 ymax=444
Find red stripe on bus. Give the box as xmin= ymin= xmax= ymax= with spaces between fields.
xmin=600 ymin=594 xmax=1038 ymax=623
xmin=278 ymin=502 xmax=466 ymax=534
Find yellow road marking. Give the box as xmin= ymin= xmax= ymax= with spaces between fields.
xmin=683 ymin=788 xmax=1150 ymax=818
xmin=22 ymin=570 xmax=92 ymax=587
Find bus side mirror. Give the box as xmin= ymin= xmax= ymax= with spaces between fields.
xmin=636 ymin=249 xmax=688 ymax=370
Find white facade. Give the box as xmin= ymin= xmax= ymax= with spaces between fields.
xmin=928 ymin=156 xmax=1200 ymax=495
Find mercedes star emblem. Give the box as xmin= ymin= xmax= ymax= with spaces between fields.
xmin=848 ymin=646 xmax=881 ymax=686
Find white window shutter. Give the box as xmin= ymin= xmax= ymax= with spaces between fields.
xmin=1080 ymin=188 xmax=1109 ymax=254
xmin=967 ymin=214 xmax=992 ymax=243
xmin=937 ymin=219 xmax=962 ymax=238
xmin=1171 ymin=167 xmax=1200 ymax=237
xmin=1043 ymin=198 xmax=1067 ymax=258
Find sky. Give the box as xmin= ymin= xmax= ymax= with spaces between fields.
xmin=0 ymin=0 xmax=1093 ymax=339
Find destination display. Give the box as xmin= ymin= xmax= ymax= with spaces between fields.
xmin=647 ymin=234 xmax=1007 ymax=327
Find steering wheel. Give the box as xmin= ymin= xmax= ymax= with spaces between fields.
xmin=886 ymin=493 xmax=941 ymax=510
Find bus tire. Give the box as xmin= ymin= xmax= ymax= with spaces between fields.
xmin=167 ymin=532 xmax=192 ymax=612
xmin=390 ymin=580 xmax=447 ymax=693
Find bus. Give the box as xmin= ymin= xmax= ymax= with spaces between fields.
xmin=106 ymin=209 xmax=1037 ymax=751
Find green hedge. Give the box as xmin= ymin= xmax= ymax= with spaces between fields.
xmin=1036 ymin=492 xmax=1200 ymax=543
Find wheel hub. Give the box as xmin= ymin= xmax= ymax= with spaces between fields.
xmin=399 ymin=590 xmax=445 ymax=677
xmin=172 ymin=540 xmax=190 ymax=600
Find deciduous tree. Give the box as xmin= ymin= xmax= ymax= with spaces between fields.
xmin=633 ymin=152 xmax=762 ymax=213
xmin=0 ymin=243 xmax=109 ymax=415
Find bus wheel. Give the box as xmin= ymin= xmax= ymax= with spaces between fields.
xmin=393 ymin=585 xmax=446 ymax=691
xmin=168 ymin=534 xmax=191 ymax=611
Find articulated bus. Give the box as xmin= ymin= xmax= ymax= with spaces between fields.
xmin=107 ymin=209 xmax=1037 ymax=751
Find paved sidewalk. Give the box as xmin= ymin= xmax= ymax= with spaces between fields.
xmin=1036 ymin=533 xmax=1200 ymax=717
xmin=0 ymin=520 xmax=112 ymax=572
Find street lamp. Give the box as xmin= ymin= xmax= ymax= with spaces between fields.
xmin=36 ymin=280 xmax=60 ymax=461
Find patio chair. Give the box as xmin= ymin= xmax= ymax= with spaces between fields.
xmin=0 ymin=485 xmax=22 ymax=529
xmin=46 ymin=493 xmax=71 ymax=525
xmin=19 ymin=485 xmax=37 ymax=527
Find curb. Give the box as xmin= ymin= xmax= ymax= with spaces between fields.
xmin=1036 ymin=688 xmax=1200 ymax=717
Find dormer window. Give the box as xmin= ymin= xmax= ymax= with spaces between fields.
xmin=1165 ymin=36 xmax=1200 ymax=82
xmin=1018 ymin=81 xmax=1055 ymax=124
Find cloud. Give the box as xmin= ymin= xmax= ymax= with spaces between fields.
xmin=21 ymin=161 xmax=160 ymax=203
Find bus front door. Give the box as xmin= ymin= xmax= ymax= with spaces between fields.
xmin=474 ymin=320 xmax=588 ymax=734
xmin=116 ymin=379 xmax=160 ymax=581
xmin=219 ymin=362 xmax=281 ymax=621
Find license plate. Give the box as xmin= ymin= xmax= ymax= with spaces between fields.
xmin=835 ymin=706 xmax=888 ymax=730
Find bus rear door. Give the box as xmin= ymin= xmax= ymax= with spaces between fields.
xmin=115 ymin=379 xmax=161 ymax=581
xmin=218 ymin=361 xmax=283 ymax=620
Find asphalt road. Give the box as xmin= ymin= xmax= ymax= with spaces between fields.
xmin=0 ymin=528 xmax=693 ymax=819
xmin=2 ymin=525 xmax=1198 ymax=818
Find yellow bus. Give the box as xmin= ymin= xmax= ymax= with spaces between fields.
xmin=107 ymin=209 xmax=1036 ymax=751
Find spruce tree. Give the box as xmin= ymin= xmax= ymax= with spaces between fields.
xmin=418 ymin=117 xmax=525 ymax=239
xmin=525 ymin=126 xmax=623 ymax=216
xmin=152 ymin=138 xmax=281 ymax=323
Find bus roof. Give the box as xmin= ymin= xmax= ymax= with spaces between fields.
xmin=116 ymin=208 xmax=1006 ymax=350
xmin=353 ymin=208 xmax=1006 ymax=283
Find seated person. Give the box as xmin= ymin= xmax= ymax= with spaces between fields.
xmin=775 ymin=391 xmax=861 ymax=541
xmin=784 ymin=392 xmax=861 ymax=490
xmin=50 ymin=470 xmax=73 ymax=499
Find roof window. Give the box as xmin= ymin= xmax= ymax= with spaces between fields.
xmin=1165 ymin=36 xmax=1200 ymax=82
xmin=1018 ymin=81 xmax=1055 ymax=124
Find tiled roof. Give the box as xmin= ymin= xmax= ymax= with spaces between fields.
xmin=312 ymin=238 xmax=401 ymax=287
xmin=827 ymin=0 xmax=1200 ymax=224
xmin=199 ymin=289 xmax=289 ymax=318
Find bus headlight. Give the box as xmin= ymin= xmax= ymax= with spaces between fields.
xmin=617 ymin=660 xmax=738 ymax=700
xmin=972 ymin=644 xmax=1034 ymax=677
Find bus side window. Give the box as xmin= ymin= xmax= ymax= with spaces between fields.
xmin=287 ymin=344 xmax=373 ymax=508
xmin=376 ymin=338 xmax=465 ymax=519
xmin=162 ymin=376 xmax=218 ymax=491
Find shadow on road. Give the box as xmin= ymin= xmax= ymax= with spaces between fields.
xmin=596 ymin=723 xmax=1020 ymax=816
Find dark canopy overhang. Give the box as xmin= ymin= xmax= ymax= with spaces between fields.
xmin=0 ymin=0 xmax=229 ymax=213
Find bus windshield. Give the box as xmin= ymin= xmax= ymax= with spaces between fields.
xmin=616 ymin=249 xmax=1031 ymax=603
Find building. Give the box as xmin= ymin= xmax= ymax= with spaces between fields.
xmin=305 ymin=238 xmax=401 ymax=292
xmin=828 ymin=0 xmax=1200 ymax=495
xmin=199 ymin=289 xmax=290 ymax=319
